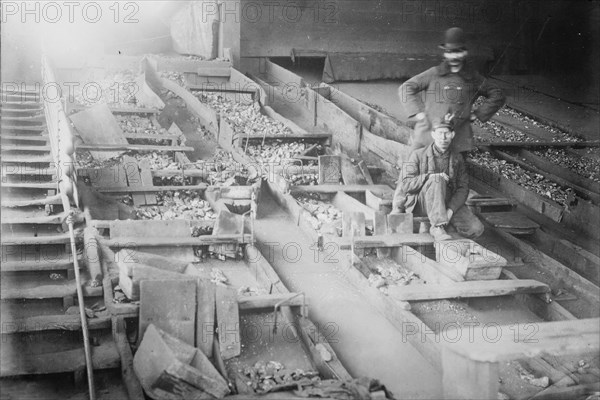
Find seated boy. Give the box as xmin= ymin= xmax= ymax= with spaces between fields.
xmin=391 ymin=114 xmax=484 ymax=241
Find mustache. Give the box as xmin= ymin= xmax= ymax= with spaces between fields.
xmin=444 ymin=50 xmax=468 ymax=60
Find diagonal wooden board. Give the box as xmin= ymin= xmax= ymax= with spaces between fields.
xmin=122 ymin=155 xmax=146 ymax=206
xmin=138 ymin=159 xmax=157 ymax=205
xmin=139 ymin=279 xmax=197 ymax=346
xmin=387 ymin=279 xmax=550 ymax=301
xmin=215 ymin=285 xmax=241 ymax=360
xmin=70 ymin=103 xmax=128 ymax=160
xmin=109 ymin=220 xmax=196 ymax=262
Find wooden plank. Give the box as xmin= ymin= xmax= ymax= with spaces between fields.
xmin=112 ymin=317 xmax=145 ymax=400
xmin=478 ymin=140 xmax=600 ymax=148
xmin=95 ymin=184 xmax=208 ymax=193
xmin=374 ymin=211 xmax=390 ymax=258
xmin=468 ymin=162 xmax=565 ymax=223
xmin=314 ymin=89 xmax=361 ymax=155
xmin=77 ymin=144 xmax=193 ymax=152
xmin=196 ymin=279 xmax=215 ymax=358
xmin=391 ymin=246 xmax=465 ymax=284
xmin=161 ymin=78 xmax=219 ymax=136
xmin=435 ymin=239 xmax=507 ymax=281
xmin=2 ymin=314 xmax=110 ymax=333
xmin=70 ymin=103 xmax=128 ymax=160
xmin=351 ymin=233 xmax=434 ymax=249
xmin=490 ymin=226 xmax=600 ymax=305
xmin=103 ymin=235 xmax=251 ymax=247
xmin=492 ymin=149 xmax=600 ymax=204
xmin=139 ymin=280 xmax=197 ymax=346
xmin=388 ymin=279 xmax=549 ymax=301
xmin=480 ymin=211 xmax=540 ymax=235
xmin=0 ymin=336 xmax=120 ymax=376
xmin=215 ymin=285 xmax=241 ymax=360
xmin=318 ymin=155 xmax=341 ymax=184
xmin=122 ymin=155 xmax=146 ymax=206
xmin=357 ymin=160 xmax=374 ymax=184
xmin=237 ymin=293 xmax=304 ymax=310
xmin=319 ymin=82 xmax=412 ymax=145
xmin=501 ymin=269 xmax=577 ymax=322
xmin=387 ymin=213 xmax=414 ymax=234
xmin=243 ymin=245 xmax=352 ymax=381
xmin=290 ymin=184 xmax=392 ymax=194
xmin=137 ymin=159 xmax=157 ymax=205
xmin=518 ymin=149 xmax=600 ymax=196
xmin=444 ymin=318 xmax=600 ymax=363
xmin=331 ymin=191 xmax=375 ymax=224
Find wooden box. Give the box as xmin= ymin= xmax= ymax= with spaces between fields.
xmin=435 ymin=239 xmax=507 ymax=280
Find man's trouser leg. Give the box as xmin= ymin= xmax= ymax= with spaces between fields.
xmin=416 ymin=177 xmax=448 ymax=227
xmin=449 ymin=205 xmax=484 ymax=239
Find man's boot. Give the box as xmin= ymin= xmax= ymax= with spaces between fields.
xmin=430 ymin=225 xmax=452 ymax=241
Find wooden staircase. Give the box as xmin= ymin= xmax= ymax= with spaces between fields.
xmin=1 ymin=87 xmax=119 ymax=380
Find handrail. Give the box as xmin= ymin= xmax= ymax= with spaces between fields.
xmin=41 ymin=54 xmax=95 ymax=400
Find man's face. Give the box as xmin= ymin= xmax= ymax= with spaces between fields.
xmin=432 ymin=127 xmax=455 ymax=152
xmin=444 ymin=49 xmax=468 ymax=72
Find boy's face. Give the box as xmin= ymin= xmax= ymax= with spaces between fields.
xmin=431 ymin=127 xmax=455 ymax=152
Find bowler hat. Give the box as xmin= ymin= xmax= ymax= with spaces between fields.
xmin=439 ymin=27 xmax=466 ymax=51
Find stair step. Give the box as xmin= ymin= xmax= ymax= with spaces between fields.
xmin=1 ymin=257 xmax=81 ymax=272
xmin=1 ymin=231 xmax=81 ymax=245
xmin=0 ymin=279 xmax=102 ymax=300
xmin=1 ymin=155 xmax=53 ymax=163
xmin=1 ymin=125 xmax=46 ymax=132
xmin=1 ymin=135 xmax=48 ymax=142
xmin=1 ymin=313 xmax=111 ymax=333
xmin=1 ymin=145 xmax=51 ymax=152
xmin=1 ymin=182 xmax=57 ymax=190
xmin=1 ymin=195 xmax=62 ymax=208
xmin=0 ymin=331 xmax=119 ymax=377
xmin=1 ymin=211 xmax=63 ymax=225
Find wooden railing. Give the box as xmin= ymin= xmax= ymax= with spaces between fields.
xmin=41 ymin=55 xmax=79 ymax=210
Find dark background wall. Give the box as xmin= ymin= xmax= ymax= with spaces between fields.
xmin=2 ymin=1 xmax=598 ymax=88
xmin=239 ymin=0 xmax=599 ymax=80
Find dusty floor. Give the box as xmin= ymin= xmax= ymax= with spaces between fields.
xmin=253 ymin=191 xmax=443 ymax=398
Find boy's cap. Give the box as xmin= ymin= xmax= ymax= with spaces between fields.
xmin=432 ymin=113 xmax=455 ymax=130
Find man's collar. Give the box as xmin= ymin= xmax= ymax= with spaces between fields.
xmin=432 ymin=144 xmax=450 ymax=156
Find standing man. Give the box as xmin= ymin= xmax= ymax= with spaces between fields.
xmin=399 ymin=27 xmax=505 ymax=152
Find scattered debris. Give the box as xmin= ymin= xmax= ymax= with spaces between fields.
xmin=210 ymin=268 xmax=228 ymax=286
xmin=295 ymin=193 xmax=343 ymax=235
xmin=131 ymin=190 xmax=216 ymax=221
xmin=516 ymin=362 xmax=550 ymax=388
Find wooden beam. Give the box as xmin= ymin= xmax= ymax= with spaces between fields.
xmin=391 ymin=246 xmax=465 ymax=284
xmin=237 ymin=293 xmax=304 ymax=310
xmin=290 ymin=184 xmax=392 ymax=194
xmin=478 ymin=140 xmax=600 ymax=148
xmin=444 ymin=318 xmax=600 ymax=363
xmin=387 ymin=279 xmax=549 ymax=301
xmin=490 ymin=226 xmax=600 ymax=305
xmin=349 ymin=233 xmax=434 ymax=249
xmin=100 ymin=234 xmax=253 ymax=247
xmin=0 ymin=335 xmax=120 ymax=376
xmin=492 ymin=149 xmax=600 ymax=204
xmin=112 ymin=317 xmax=145 ymax=400
xmin=77 ymin=144 xmax=193 ymax=152
xmin=95 ymin=184 xmax=208 ymax=193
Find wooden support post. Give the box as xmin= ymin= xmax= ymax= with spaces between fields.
xmin=374 ymin=212 xmax=390 ymax=258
